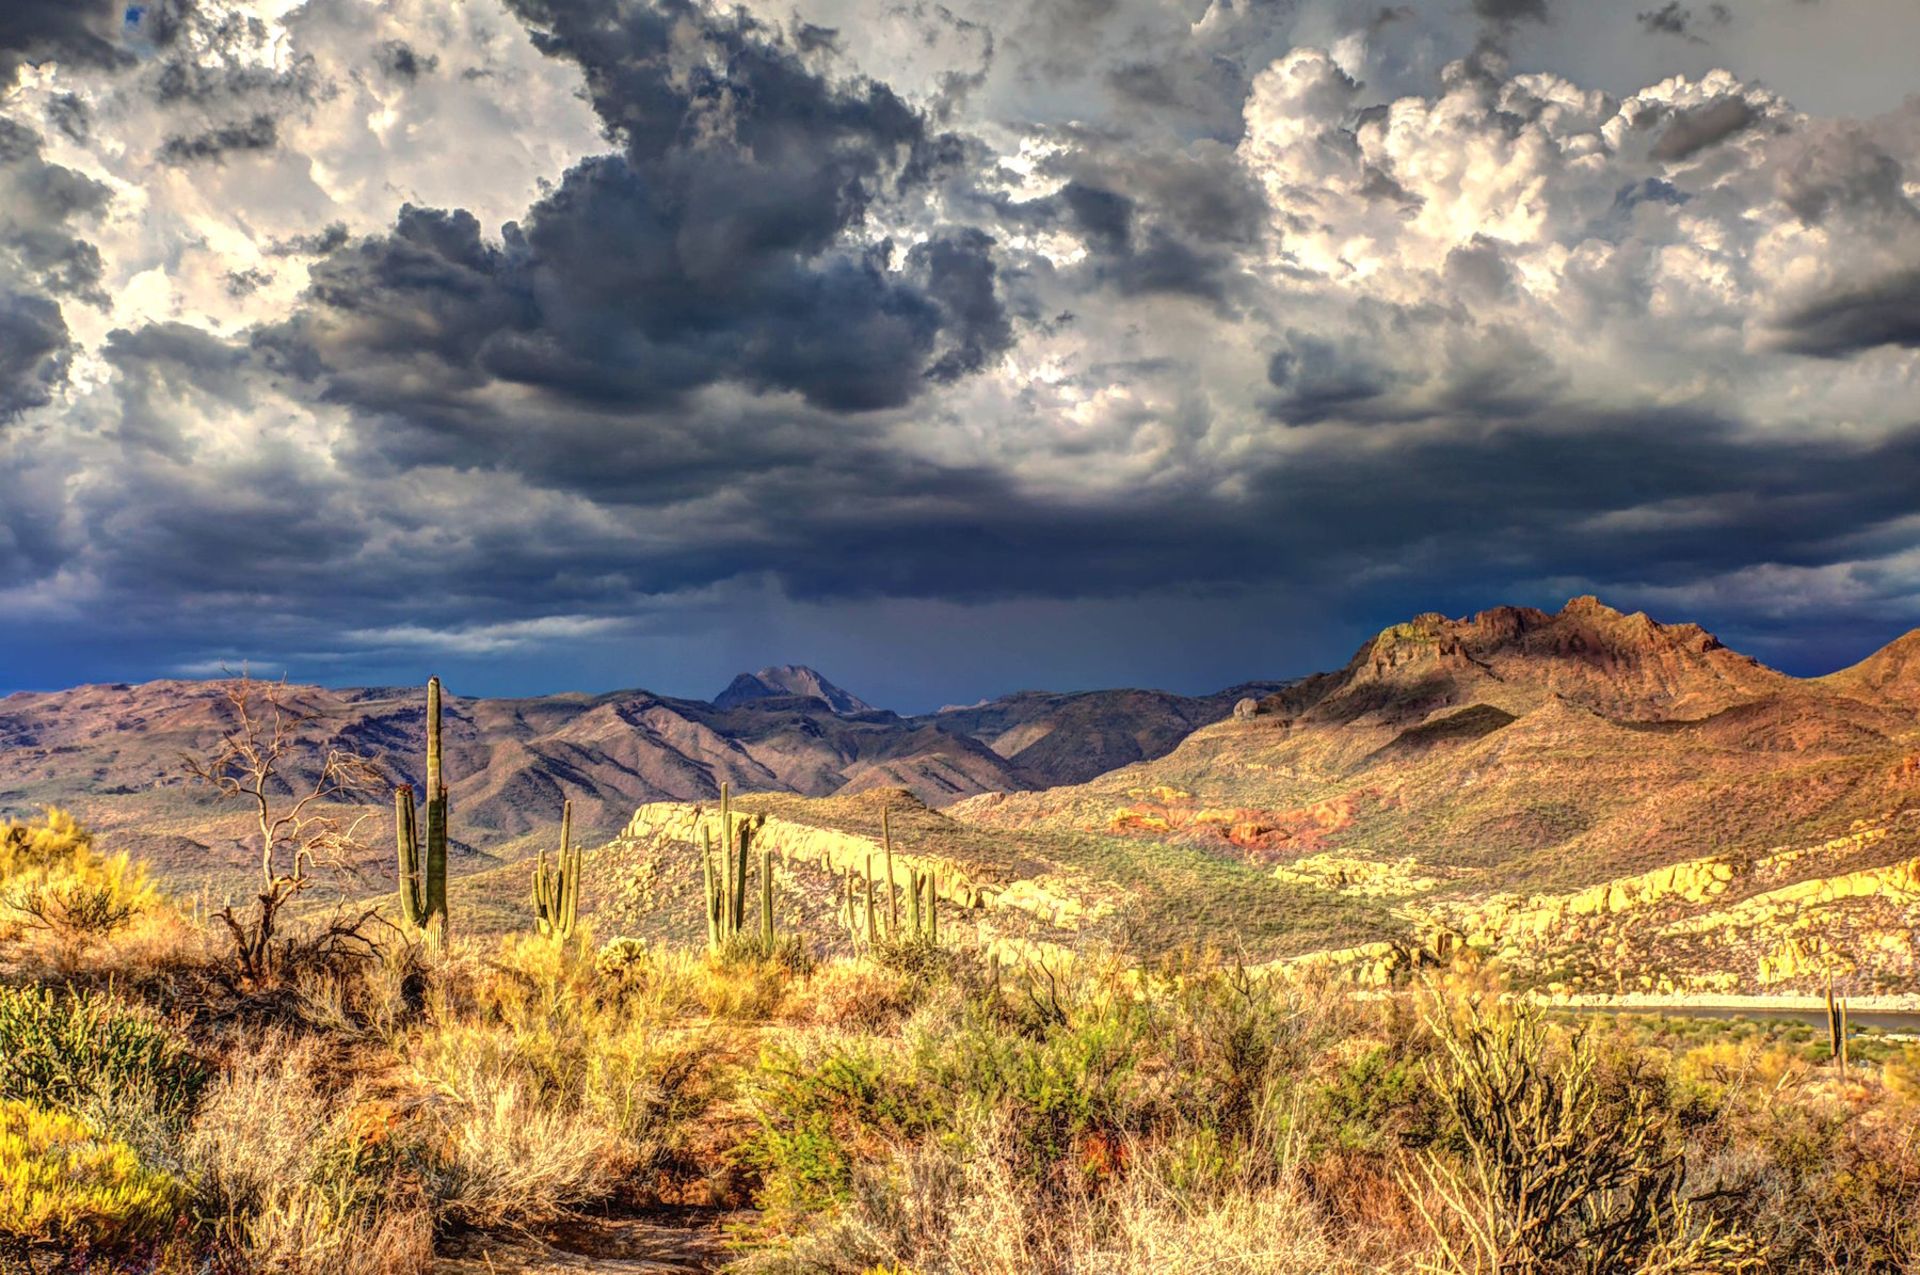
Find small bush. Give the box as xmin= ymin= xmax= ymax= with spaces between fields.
xmin=7 ymin=860 xmax=154 ymax=948
xmin=0 ymin=1098 xmax=184 ymax=1252
xmin=0 ymin=985 xmax=205 ymax=1121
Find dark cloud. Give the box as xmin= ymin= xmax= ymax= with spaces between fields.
xmin=376 ymin=40 xmax=437 ymax=81
xmin=156 ymin=114 xmax=279 ymax=165
xmin=912 ymin=229 xmax=1014 ymax=382
xmin=0 ymin=0 xmax=128 ymax=88
xmin=1771 ymin=269 xmax=1920 ymax=356
xmin=1651 ymin=96 xmax=1757 ymax=161
xmin=1473 ymin=0 xmax=1549 ymax=27
xmin=1636 ymin=2 xmax=1728 ymax=39
xmin=269 ymin=223 xmax=351 ymax=258
xmin=1637 ymin=2 xmax=1691 ymax=35
xmin=0 ymin=292 xmax=70 ymax=421
xmin=1773 ymin=126 xmax=1913 ymax=225
xmin=1443 ymin=236 xmax=1516 ymax=300
xmin=225 ymin=266 xmax=272 ymax=297
xmin=0 ymin=118 xmax=111 ymax=302
xmin=45 ymin=93 xmax=90 ymax=144
xmin=255 ymin=0 xmax=1010 ymax=435
xmin=1023 ymin=165 xmax=1258 ymax=306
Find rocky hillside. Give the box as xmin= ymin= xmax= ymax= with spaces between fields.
xmin=921 ymin=598 xmax=1920 ymax=993
xmin=0 ymin=667 xmax=1277 ymax=891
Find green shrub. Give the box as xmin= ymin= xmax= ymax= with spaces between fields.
xmin=749 ymin=1040 xmax=940 ymax=1216
xmin=714 ymin=930 xmax=815 ymax=977
xmin=0 ymin=985 xmax=205 ymax=1121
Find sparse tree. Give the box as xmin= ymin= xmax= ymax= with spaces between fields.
xmin=183 ymin=674 xmax=386 ymax=981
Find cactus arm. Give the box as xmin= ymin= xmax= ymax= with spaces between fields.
xmin=395 ymin=786 xmax=424 ymax=929
xmin=533 ymin=848 xmax=552 ymax=935
xmin=760 ymin=846 xmax=774 ymax=945
xmin=927 ymin=870 xmax=937 ymax=944
xmin=714 ymin=783 xmax=725 ymax=940
xmin=883 ymin=809 xmax=898 ymax=936
xmin=1838 ymin=998 xmax=1850 ymax=1080
xmin=733 ymin=822 xmax=751 ymax=930
xmin=700 ymin=824 xmax=719 ymax=950
xmin=564 ymin=803 xmax=580 ymax=938
xmin=558 ymin=800 xmax=576 ymax=939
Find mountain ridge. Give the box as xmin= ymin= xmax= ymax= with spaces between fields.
xmin=0 ymin=668 xmax=1283 ymax=891
xmin=955 ymin=597 xmax=1920 ymax=893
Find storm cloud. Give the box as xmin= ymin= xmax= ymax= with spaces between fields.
xmin=1 ymin=0 xmax=1919 ymax=706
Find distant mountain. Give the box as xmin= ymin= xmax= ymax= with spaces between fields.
xmin=932 ymin=683 xmax=1292 ymax=788
xmin=713 ymin=665 xmax=875 ymax=715
xmin=955 ymin=597 xmax=1920 ymax=894
xmin=0 ymin=670 xmax=1278 ymax=891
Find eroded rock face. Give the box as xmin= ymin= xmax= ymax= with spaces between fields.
xmin=1107 ymin=789 xmax=1363 ymax=853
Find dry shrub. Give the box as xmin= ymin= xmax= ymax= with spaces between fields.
xmin=788 ymin=960 xmax=922 ymax=1033
xmin=290 ymin=939 xmax=424 ymax=1042
xmin=416 ymin=1051 xmax=629 ymax=1226
xmin=404 ymin=934 xmax=717 ymax=1224
xmin=1404 ymin=1000 xmax=1763 ymax=1275
xmin=695 ymin=950 xmax=796 ymax=1021
xmin=186 ymin=1031 xmax=432 ymax=1274
xmin=1096 ymin=1168 xmax=1348 ymax=1275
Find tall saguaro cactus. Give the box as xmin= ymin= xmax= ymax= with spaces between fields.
xmin=532 ymin=800 xmax=582 ymax=940
xmin=396 ymin=676 xmax=451 ymax=945
xmin=701 ymin=782 xmax=771 ymax=951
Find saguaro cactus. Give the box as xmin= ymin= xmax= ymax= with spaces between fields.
xmin=395 ymin=676 xmax=450 ymax=945
xmin=532 ymin=800 xmax=582 ymax=940
xmin=760 ymin=846 xmax=775 ymax=946
xmin=883 ymin=809 xmax=900 ymax=934
xmin=877 ymin=809 xmax=939 ymax=951
xmin=701 ymin=782 xmax=769 ymax=951
xmin=1826 ymin=973 xmax=1850 ymax=1079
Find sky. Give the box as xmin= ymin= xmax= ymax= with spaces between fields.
xmin=1 ymin=0 xmax=1917 ymax=712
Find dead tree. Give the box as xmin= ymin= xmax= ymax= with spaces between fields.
xmin=183 ymin=674 xmax=385 ymax=981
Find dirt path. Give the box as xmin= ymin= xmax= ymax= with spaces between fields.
xmin=434 ymin=1208 xmax=750 ymax=1274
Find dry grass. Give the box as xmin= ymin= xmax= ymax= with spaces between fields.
xmin=186 ymin=1032 xmax=434 ymax=1274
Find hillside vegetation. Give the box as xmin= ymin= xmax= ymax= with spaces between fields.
xmin=0 ymin=807 xmax=1917 ymax=1274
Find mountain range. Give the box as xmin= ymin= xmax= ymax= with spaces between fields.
xmin=0 ymin=665 xmax=1283 ymax=889
xmin=536 ymin=597 xmax=1918 ymax=997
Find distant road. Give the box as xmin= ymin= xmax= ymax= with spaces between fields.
xmin=1541 ymin=996 xmax=1920 ymax=1036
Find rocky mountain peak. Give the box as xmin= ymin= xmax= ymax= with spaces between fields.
xmin=1300 ymin=597 xmax=1781 ymax=726
xmin=712 ymin=665 xmax=876 ymax=715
